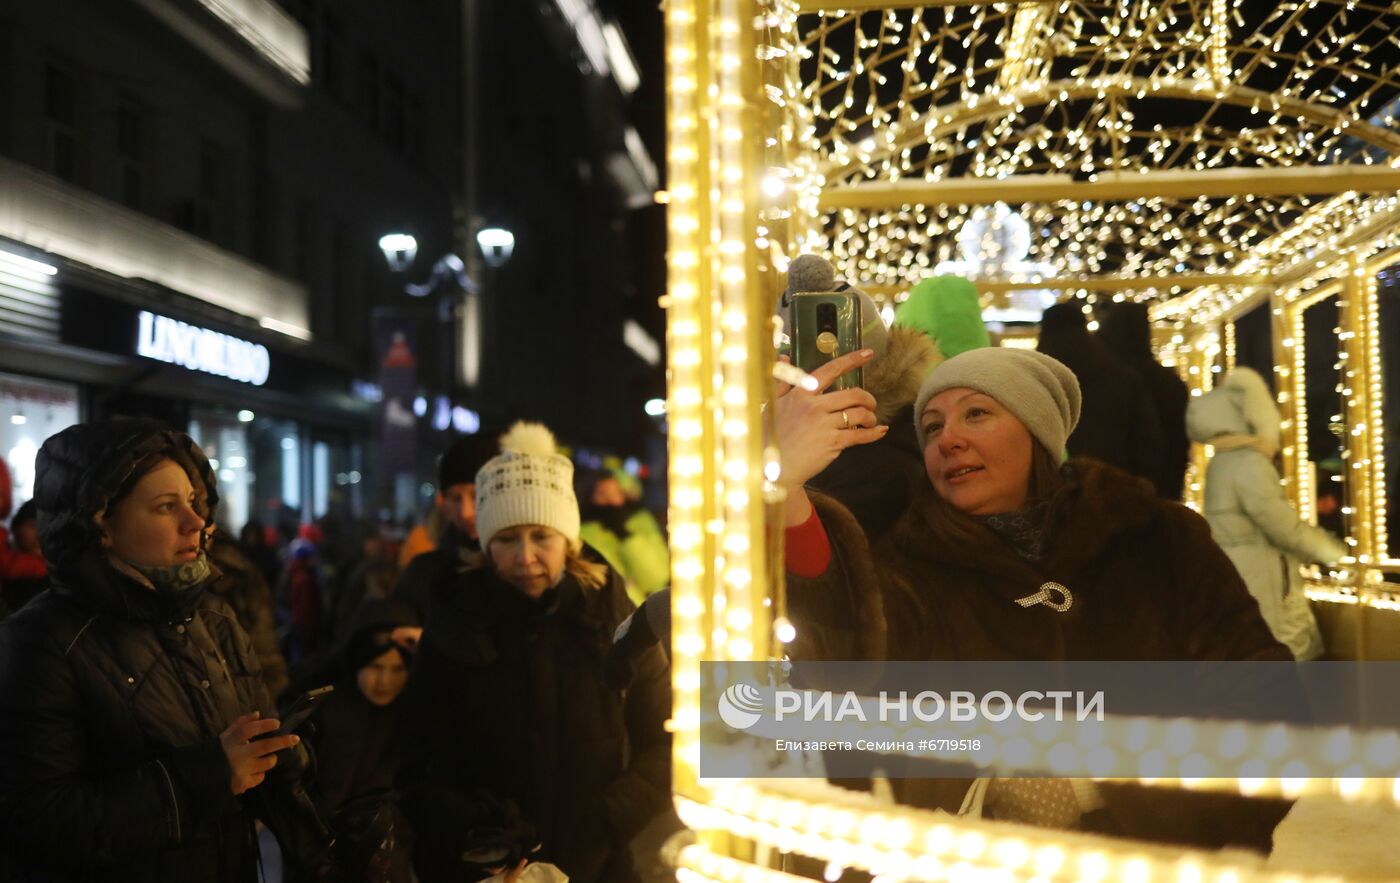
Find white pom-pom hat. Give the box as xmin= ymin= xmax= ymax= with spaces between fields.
xmin=474 ymin=421 xmax=580 ymax=549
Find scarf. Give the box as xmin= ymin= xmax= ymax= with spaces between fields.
xmin=973 ymin=501 xmax=1051 ymax=563
xmin=126 ymin=550 xmax=213 ymax=594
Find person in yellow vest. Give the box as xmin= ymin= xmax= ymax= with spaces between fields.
xmin=575 ymin=469 xmax=669 ymax=606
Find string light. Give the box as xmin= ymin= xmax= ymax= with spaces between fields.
xmin=666 ymin=2 xmax=1400 ymax=880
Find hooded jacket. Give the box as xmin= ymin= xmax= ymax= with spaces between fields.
xmin=400 ymin=552 xmax=670 ymax=883
xmin=787 ymin=459 xmax=1294 ymax=852
xmin=806 ymin=325 xmax=940 ymax=537
xmin=0 ymin=419 xmax=329 ymax=882
xmin=1099 ymin=302 xmax=1192 ymax=499
xmin=1186 ymin=368 xmax=1345 ymax=659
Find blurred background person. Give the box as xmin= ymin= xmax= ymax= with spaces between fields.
xmin=575 ymin=468 xmax=669 ymax=605
xmin=0 ymin=462 xmax=47 ymax=620
xmin=395 ymin=433 xmax=493 ymax=625
xmin=1036 ymin=301 xmax=1166 ymax=485
xmin=1098 ymin=301 xmax=1191 ymax=499
xmin=207 ymin=523 xmax=290 ymax=700
xmin=330 ymin=525 xmax=401 ymax=641
xmin=239 ymin=519 xmax=282 ymax=589
xmin=1187 ymin=367 xmax=1347 ymax=659
xmin=2 ymin=499 xmax=48 ymax=615
xmin=280 ymin=523 xmax=326 ymax=666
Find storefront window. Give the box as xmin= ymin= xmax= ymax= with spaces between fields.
xmin=188 ymin=408 xmax=251 ymax=535
xmin=0 ymin=373 xmax=80 ymax=504
xmin=244 ymin=417 xmax=304 ymax=538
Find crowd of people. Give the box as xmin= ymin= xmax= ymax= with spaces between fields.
xmin=0 ymin=419 xmax=671 ymax=883
xmin=0 ymin=253 xmax=1355 ymax=880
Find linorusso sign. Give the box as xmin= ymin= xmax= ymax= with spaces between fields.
xmin=136 ymin=310 xmax=271 ymax=386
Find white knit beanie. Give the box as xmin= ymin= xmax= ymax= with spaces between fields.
xmin=474 ymin=422 xmax=580 ymax=549
xmin=913 ymin=347 xmax=1082 ymax=462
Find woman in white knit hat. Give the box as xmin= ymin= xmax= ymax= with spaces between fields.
xmin=398 ymin=422 xmax=670 ymax=883
xmin=773 ymin=346 xmax=1295 ymax=853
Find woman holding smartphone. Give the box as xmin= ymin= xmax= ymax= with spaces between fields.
xmin=0 ymin=418 xmax=330 ymax=882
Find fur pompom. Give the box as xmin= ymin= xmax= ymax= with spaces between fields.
xmin=498 ymin=421 xmax=558 ymax=457
xmin=786 ymin=253 xmax=837 ymax=294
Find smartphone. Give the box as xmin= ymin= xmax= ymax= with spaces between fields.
xmin=790 ymin=291 xmax=863 ymax=390
xmin=258 ymin=685 xmax=334 ymax=739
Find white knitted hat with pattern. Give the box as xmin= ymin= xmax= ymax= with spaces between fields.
xmin=474 ymin=422 xmax=580 ymax=549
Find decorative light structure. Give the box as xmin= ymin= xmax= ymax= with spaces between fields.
xmin=664 ymin=0 xmax=1400 ymax=878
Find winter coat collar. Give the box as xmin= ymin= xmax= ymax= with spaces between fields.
xmin=864 ymin=325 xmax=938 ymax=425
xmin=49 ymin=547 xmax=215 ymax=623
xmin=432 ymin=558 xmax=619 ymax=666
xmin=887 ymin=458 xmax=1158 ymax=595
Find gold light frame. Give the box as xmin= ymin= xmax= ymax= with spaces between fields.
xmin=665 ymin=1 xmax=1400 ymax=879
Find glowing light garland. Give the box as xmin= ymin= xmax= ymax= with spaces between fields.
xmin=665 ymin=1 xmax=1400 ymax=879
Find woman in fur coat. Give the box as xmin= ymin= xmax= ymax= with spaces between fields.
xmin=1186 ymin=367 xmax=1345 ymax=659
xmin=772 ymin=346 xmax=1295 ymax=853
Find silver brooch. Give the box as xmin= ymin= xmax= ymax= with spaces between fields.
xmin=1015 ymin=581 xmax=1073 ymax=612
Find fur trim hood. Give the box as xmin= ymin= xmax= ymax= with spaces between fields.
xmin=864 ymin=325 xmax=939 ymax=425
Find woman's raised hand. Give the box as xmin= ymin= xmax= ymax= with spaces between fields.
xmin=772 ymin=349 xmax=887 ymax=493
xmin=220 ymin=711 xmax=299 ymax=795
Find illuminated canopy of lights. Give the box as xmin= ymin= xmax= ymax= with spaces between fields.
xmin=772 ymin=0 xmax=1400 ymax=306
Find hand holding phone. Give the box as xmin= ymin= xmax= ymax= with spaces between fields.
xmin=790 ymin=292 xmax=864 ymax=391
xmin=257 ymin=685 xmax=335 ymax=741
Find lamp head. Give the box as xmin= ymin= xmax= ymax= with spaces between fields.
xmin=476 ymin=227 xmax=515 ymax=268
xmin=378 ymin=233 xmax=418 ymax=272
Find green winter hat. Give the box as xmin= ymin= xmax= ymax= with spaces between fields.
xmin=893 ymin=275 xmax=990 ymax=359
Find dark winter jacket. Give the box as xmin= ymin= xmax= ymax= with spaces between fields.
xmin=297 ymin=601 xmax=419 ymax=883
xmin=1037 ymin=304 xmax=1167 ymax=484
xmin=0 ymin=419 xmax=331 ymax=882
xmin=1099 ymin=301 xmax=1191 ymax=499
xmin=807 ymin=325 xmax=939 ymax=538
xmin=206 ymin=529 xmax=289 ymax=699
xmin=400 ymin=553 xmax=670 ymax=883
xmin=788 ymin=459 xmax=1294 ymax=852
xmin=391 ymin=523 xmax=480 ymax=624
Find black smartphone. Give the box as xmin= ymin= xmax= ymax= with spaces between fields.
xmin=258 ymin=685 xmax=334 ymax=739
xmin=790 ymin=291 xmax=863 ymax=390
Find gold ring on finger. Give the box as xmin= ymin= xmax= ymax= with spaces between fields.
xmin=840 ymin=410 xmax=850 ymax=429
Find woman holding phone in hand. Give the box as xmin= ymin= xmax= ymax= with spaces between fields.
xmin=773 ymin=347 xmax=1296 ymax=852
xmin=0 ymin=419 xmax=330 ymax=882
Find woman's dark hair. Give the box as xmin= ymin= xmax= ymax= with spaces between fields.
xmin=906 ymin=440 xmax=1066 ymax=552
xmin=108 ymin=451 xmax=212 ymax=523
xmin=1027 ymin=442 xmax=1066 ymax=504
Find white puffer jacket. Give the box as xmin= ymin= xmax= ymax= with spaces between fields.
xmin=1186 ymin=368 xmax=1346 ymax=659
